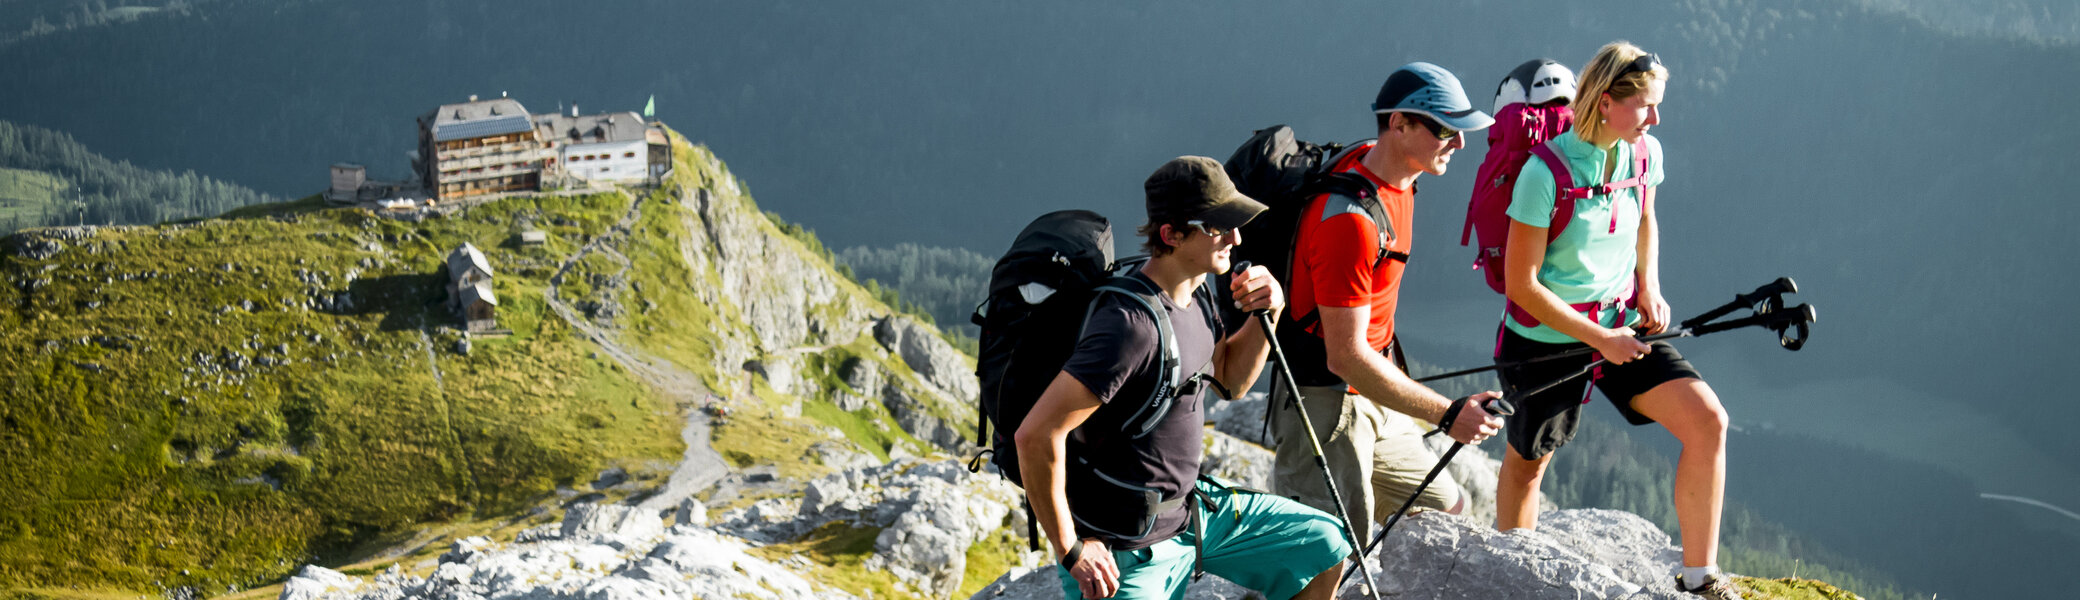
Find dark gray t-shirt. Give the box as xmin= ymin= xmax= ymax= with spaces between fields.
xmin=1060 ymin=276 xmax=1225 ymax=550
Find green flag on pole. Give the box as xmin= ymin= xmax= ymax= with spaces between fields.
xmin=643 ymin=95 xmax=656 ymax=118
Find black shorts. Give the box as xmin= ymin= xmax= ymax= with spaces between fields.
xmin=1495 ymin=326 xmax=1704 ymax=461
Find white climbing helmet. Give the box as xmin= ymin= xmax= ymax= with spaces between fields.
xmin=1493 ymin=59 xmax=1578 ymax=114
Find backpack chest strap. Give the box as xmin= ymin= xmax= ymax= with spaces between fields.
xmin=1532 ymin=138 xmax=1653 ymax=237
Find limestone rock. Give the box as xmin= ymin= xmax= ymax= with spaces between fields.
xmin=863 ymin=460 xmax=1020 ymax=599
xmin=832 ymin=389 xmax=872 ymax=412
xmin=645 ymin=529 xmax=857 ymax=599
xmin=1420 ymin=435 xmax=1555 ymax=527
xmin=881 ymin=380 xmax=971 ymax=453
xmin=840 ymin=356 xmax=882 ymax=394
xmin=810 ymin=441 xmax=877 ymax=472
xmin=561 ymin=502 xmax=664 ymax=542
xmin=1205 ymin=392 xmax=1269 ymax=446
xmin=1200 ymin=427 xmax=1273 ymax=490
xmin=278 ymin=565 xmax=361 ymax=600
xmin=683 ymin=176 xmax=850 ymax=352
xmin=873 ymin=316 xmax=978 ymax=401
xmin=437 ymin=536 xmax=493 ymax=565
xmin=833 ymin=357 xmax=882 ymax=411
xmin=1354 ymin=509 xmax=1695 ymax=600
xmin=746 ymin=355 xmax=801 ymax=396
xmin=673 ymin=497 xmax=708 ymax=527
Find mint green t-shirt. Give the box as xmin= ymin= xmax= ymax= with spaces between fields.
xmin=1503 ymin=131 xmax=1665 ymax=343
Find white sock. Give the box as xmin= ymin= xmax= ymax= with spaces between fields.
xmin=1679 ymin=565 xmax=1721 ymax=588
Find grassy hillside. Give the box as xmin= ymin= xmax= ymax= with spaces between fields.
xmin=0 ymin=188 xmax=685 ymax=594
xmin=0 ymin=128 xmax=992 ymax=598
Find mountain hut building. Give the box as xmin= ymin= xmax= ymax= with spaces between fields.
xmin=446 ymin=242 xmax=498 ymax=332
xmin=536 ymin=107 xmax=657 ymax=186
xmin=417 ymin=97 xmax=547 ymax=200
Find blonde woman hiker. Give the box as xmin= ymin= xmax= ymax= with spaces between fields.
xmin=1490 ymin=41 xmax=1744 ymax=600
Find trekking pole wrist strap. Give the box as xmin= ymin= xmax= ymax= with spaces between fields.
xmin=1431 ymin=396 xmax=1470 ymax=438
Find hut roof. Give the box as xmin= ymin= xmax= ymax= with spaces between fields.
xmin=447 ymin=242 xmax=495 ymax=281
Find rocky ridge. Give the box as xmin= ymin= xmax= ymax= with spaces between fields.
xmin=282 ymin=457 xmax=1019 ymax=600
xmin=969 ymin=509 xmax=1712 ymax=600
xmin=282 ymin=451 xmax=1717 ymax=600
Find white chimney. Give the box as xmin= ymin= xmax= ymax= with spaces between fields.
xmin=570 ymin=104 xmax=579 ymax=118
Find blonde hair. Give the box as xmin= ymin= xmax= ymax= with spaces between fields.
xmin=1571 ymin=41 xmax=1668 ymax=144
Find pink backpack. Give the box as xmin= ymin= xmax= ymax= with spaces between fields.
xmin=1461 ymin=101 xmax=1573 ymax=293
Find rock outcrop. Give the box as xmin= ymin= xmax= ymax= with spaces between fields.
xmin=675 ymin=153 xmax=977 ymax=454
xmin=872 ymin=316 xmax=980 ymax=453
xmin=965 ymin=509 xmax=1716 ymax=600
xmin=297 ymin=458 xmax=1023 ymax=600
xmin=1200 ymin=427 xmax=1272 ymax=490
xmin=873 ymin=316 xmax=979 ymax=401
xmin=278 ymin=565 xmax=360 ymax=600
xmin=278 ymin=432 xmax=1693 ymax=600
xmin=1360 ymin=509 xmax=1698 ymax=599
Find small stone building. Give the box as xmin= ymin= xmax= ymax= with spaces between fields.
xmin=327 ymin=163 xmax=366 ymax=204
xmin=446 ymin=242 xmax=498 ymax=332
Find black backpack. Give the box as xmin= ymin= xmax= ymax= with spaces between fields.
xmin=969 ymin=210 xmax=1221 ymax=546
xmin=1221 ymin=125 xmax=1398 ymax=386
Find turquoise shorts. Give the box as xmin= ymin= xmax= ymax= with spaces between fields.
xmin=1055 ymin=476 xmax=1352 ymax=600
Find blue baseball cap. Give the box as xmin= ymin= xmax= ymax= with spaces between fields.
xmin=1372 ymin=62 xmax=1495 ymax=132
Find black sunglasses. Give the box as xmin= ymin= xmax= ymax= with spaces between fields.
xmin=1407 ymin=113 xmax=1460 ymax=141
xmin=1616 ymin=53 xmax=1662 ymax=79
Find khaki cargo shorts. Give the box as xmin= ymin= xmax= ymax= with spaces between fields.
xmin=1268 ymin=383 xmax=1461 ymax=536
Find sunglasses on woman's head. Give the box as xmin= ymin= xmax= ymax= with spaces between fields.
xmin=1616 ymin=53 xmax=1661 ymax=78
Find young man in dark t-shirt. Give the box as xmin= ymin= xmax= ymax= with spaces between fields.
xmin=1016 ymin=156 xmax=1350 ymax=599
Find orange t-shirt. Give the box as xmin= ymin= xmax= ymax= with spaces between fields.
xmin=1288 ymin=142 xmax=1413 ymax=352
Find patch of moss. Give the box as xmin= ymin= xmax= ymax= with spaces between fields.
xmin=1738 ymin=577 xmax=1869 ymax=600
xmin=749 ymin=521 xmax=909 ymax=600
xmin=958 ymin=527 xmax=1032 ymax=599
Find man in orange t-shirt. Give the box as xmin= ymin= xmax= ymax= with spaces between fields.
xmin=1270 ymin=63 xmax=1506 ymax=550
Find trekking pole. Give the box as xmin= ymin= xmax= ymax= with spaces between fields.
xmin=1344 ymin=288 xmax=1818 ymax=575
xmin=1339 ymin=394 xmax=1517 ymax=590
xmin=1232 ymin=262 xmax=1379 ymax=599
xmin=1412 ymin=278 xmax=1816 ymax=384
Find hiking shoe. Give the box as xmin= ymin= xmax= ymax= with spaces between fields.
xmin=1675 ymin=573 xmax=1745 ymax=600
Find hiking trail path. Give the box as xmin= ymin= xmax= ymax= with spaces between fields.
xmin=543 ymin=190 xmax=730 ymax=513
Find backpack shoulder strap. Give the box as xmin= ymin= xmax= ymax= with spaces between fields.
xmin=1088 ymin=275 xmax=1180 ymax=389
xmin=1314 ymin=180 xmax=1406 ymax=268
xmin=1529 ymin=140 xmax=1579 ymax=243
xmin=1185 ymin=281 xmax=1232 ymax=399
xmin=1089 ymin=275 xmax=1190 ymax=437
